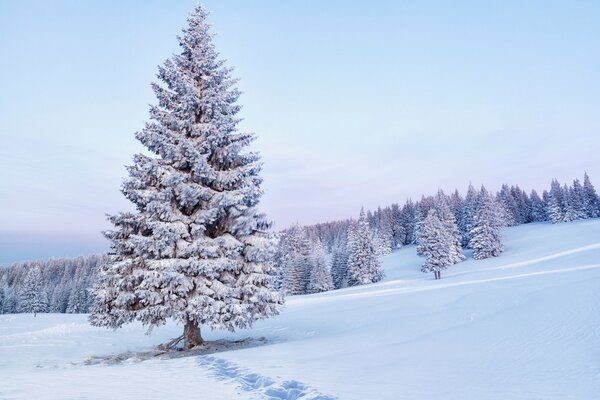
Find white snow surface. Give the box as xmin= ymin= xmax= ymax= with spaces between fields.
xmin=1 ymin=220 xmax=600 ymax=399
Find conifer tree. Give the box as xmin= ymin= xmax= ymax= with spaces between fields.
xmin=568 ymin=179 xmax=587 ymax=221
xmin=389 ymin=203 xmax=405 ymax=248
xmin=347 ymin=209 xmax=384 ymax=286
xmin=414 ymin=196 xmax=435 ymax=255
xmin=399 ymin=200 xmax=417 ymax=245
xmin=459 ymin=184 xmax=478 ymax=246
xmin=89 ymin=5 xmax=283 ymax=348
xmin=582 ymin=172 xmax=600 ymax=218
xmin=449 ymin=189 xmax=464 ymax=222
xmin=563 ymin=183 xmax=579 ymax=222
xmin=307 ymin=242 xmax=333 ymax=293
xmin=548 ymin=179 xmax=566 ymax=223
xmin=273 ymin=225 xmax=302 ymax=291
xmin=67 ymin=283 xmax=88 ymax=314
xmin=283 ymin=227 xmax=311 ymax=295
xmin=433 ymin=192 xmax=465 ymax=265
xmin=530 ymin=189 xmax=547 ymax=222
xmin=330 ymin=243 xmax=349 ymax=289
xmin=497 ymin=184 xmax=518 ymax=226
xmin=0 ymin=275 xmax=7 ymax=313
xmin=469 ymin=187 xmax=503 ymax=260
xmin=19 ymin=267 xmax=46 ymax=317
xmin=419 ymin=210 xmax=452 ymax=280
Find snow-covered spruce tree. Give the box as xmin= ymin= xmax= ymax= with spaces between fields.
xmin=0 ymin=275 xmax=7 ymax=313
xmin=390 ymin=203 xmax=405 ymax=248
xmin=414 ymin=196 xmax=435 ymax=255
xmin=567 ymin=179 xmax=587 ymax=221
xmin=67 ymin=283 xmax=89 ymax=314
xmin=373 ymin=229 xmax=393 ymax=257
xmin=459 ymin=183 xmax=478 ymax=247
xmin=330 ymin=241 xmax=349 ymax=289
xmin=547 ymin=179 xmax=566 ymax=223
xmin=529 ymin=189 xmax=547 ymax=222
xmin=449 ymin=189 xmax=463 ymax=222
xmin=375 ymin=209 xmax=395 ymax=253
xmin=562 ymin=183 xmax=579 ymax=222
xmin=433 ymin=192 xmax=465 ymax=265
xmin=347 ymin=209 xmax=384 ymax=286
xmin=89 ymin=6 xmax=283 ymax=349
xmin=583 ymin=172 xmax=600 ymax=218
xmin=272 ymin=225 xmax=300 ymax=291
xmin=307 ymin=242 xmax=333 ymax=293
xmin=283 ymin=226 xmax=311 ymax=295
xmin=469 ymin=186 xmax=503 ymax=260
xmin=399 ymin=200 xmax=417 ymax=245
xmin=19 ymin=267 xmax=47 ymax=317
xmin=496 ymin=184 xmax=519 ymax=226
xmin=419 ymin=210 xmax=453 ymax=280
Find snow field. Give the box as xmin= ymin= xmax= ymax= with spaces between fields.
xmin=1 ymin=219 xmax=599 ymax=399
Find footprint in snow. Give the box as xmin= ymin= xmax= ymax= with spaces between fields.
xmin=197 ymin=356 xmax=336 ymax=399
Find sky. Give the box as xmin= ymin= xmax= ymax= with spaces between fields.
xmin=1 ymin=0 xmax=599 ymax=265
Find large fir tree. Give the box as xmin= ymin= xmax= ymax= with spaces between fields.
xmin=90 ymin=6 xmax=283 ymax=349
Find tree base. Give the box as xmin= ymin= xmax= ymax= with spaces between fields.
xmin=183 ymin=321 xmax=204 ymax=349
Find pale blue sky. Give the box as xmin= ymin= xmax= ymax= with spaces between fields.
xmin=1 ymin=1 xmax=599 ymax=264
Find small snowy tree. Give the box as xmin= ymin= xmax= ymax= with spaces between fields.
xmin=547 ymin=179 xmax=566 ymax=223
xmin=89 ymin=5 xmax=283 ymax=349
xmin=402 ymin=201 xmax=418 ymax=245
xmin=19 ymin=267 xmax=47 ymax=316
xmin=67 ymin=282 xmax=89 ymax=313
xmin=529 ymin=189 xmax=547 ymax=222
xmin=347 ymin=209 xmax=384 ymax=286
xmin=373 ymin=229 xmax=393 ymax=257
xmin=433 ymin=192 xmax=465 ymax=265
xmin=469 ymin=187 xmax=503 ymax=260
xmin=330 ymin=241 xmax=349 ymax=289
xmin=0 ymin=275 xmax=7 ymax=313
xmin=307 ymin=242 xmax=333 ymax=293
xmin=565 ymin=180 xmax=586 ymax=221
xmin=414 ymin=196 xmax=435 ymax=254
xmin=582 ymin=172 xmax=600 ymax=218
xmin=459 ymin=183 xmax=477 ymax=247
xmin=273 ymin=225 xmax=302 ymax=291
xmin=282 ymin=227 xmax=311 ymax=295
xmin=419 ymin=210 xmax=453 ymax=280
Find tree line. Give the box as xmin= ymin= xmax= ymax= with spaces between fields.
xmin=276 ymin=172 xmax=600 ymax=288
xmin=0 ymin=255 xmax=108 ymax=315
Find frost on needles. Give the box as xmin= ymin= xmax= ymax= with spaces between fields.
xmin=89 ymin=5 xmax=283 ymax=349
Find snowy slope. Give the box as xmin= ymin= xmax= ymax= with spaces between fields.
xmin=1 ymin=220 xmax=600 ymax=399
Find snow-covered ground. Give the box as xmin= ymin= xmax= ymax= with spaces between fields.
xmin=1 ymin=220 xmax=599 ymax=399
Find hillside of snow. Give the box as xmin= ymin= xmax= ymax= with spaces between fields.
xmin=1 ymin=220 xmax=599 ymax=399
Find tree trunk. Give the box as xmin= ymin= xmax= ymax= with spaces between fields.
xmin=183 ymin=320 xmax=204 ymax=349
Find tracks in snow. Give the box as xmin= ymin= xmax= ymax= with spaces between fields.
xmin=198 ymin=355 xmax=336 ymax=400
